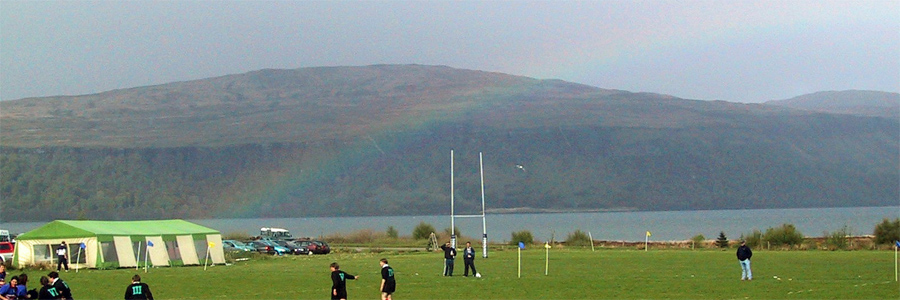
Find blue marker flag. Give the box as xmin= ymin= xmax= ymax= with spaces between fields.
xmin=79 ymin=243 xmax=86 ymax=249
xmin=518 ymin=242 xmax=525 ymax=249
xmin=148 ymin=240 xmax=154 ymax=247
xmin=895 ymin=240 xmax=900 ymax=248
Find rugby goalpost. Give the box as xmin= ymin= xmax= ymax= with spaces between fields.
xmin=450 ymin=150 xmax=489 ymax=258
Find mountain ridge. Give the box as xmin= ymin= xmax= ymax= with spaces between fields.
xmin=765 ymin=90 xmax=899 ymax=118
xmin=0 ymin=65 xmax=896 ymax=221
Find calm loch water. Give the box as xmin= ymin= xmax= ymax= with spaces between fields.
xmin=3 ymin=206 xmax=897 ymax=242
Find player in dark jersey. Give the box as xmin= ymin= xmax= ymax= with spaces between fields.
xmin=379 ymin=258 xmax=395 ymax=300
xmin=330 ymin=262 xmax=357 ymax=300
xmin=124 ymin=275 xmax=153 ymax=300
xmin=47 ymin=272 xmax=71 ymax=300
xmin=37 ymin=276 xmax=56 ymax=300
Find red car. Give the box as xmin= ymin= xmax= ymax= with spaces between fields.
xmin=0 ymin=242 xmax=14 ymax=264
xmin=296 ymin=240 xmax=330 ymax=254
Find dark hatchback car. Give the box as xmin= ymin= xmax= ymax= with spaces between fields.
xmin=296 ymin=240 xmax=330 ymax=254
xmin=274 ymin=240 xmax=311 ymax=255
xmin=249 ymin=240 xmax=282 ymax=255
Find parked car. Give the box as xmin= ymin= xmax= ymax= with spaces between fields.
xmin=249 ymin=240 xmax=286 ymax=255
xmin=273 ymin=240 xmax=311 ymax=255
xmin=261 ymin=239 xmax=291 ymax=255
xmin=222 ymin=240 xmax=254 ymax=252
xmin=296 ymin=240 xmax=330 ymax=255
xmin=0 ymin=241 xmax=13 ymax=263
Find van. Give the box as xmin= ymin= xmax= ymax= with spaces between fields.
xmin=0 ymin=230 xmax=10 ymax=243
xmin=259 ymin=227 xmax=293 ymax=240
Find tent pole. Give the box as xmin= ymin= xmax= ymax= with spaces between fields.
xmin=136 ymin=241 xmax=142 ymax=270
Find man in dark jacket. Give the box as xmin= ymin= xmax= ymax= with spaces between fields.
xmin=736 ymin=240 xmax=753 ymax=281
xmin=463 ymin=242 xmax=478 ymax=277
xmin=48 ymin=271 xmax=73 ymax=300
xmin=124 ymin=274 xmax=153 ymax=300
xmin=330 ymin=262 xmax=357 ymax=300
xmin=439 ymin=242 xmax=456 ymax=276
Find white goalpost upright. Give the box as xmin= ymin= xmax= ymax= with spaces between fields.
xmin=449 ymin=150 xmax=489 ymax=258
xmin=451 ymin=150 xmax=455 ymax=248
xmin=479 ymin=152 xmax=488 ymax=258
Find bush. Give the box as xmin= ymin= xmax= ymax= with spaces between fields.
xmin=511 ymin=230 xmax=534 ymax=245
xmin=565 ymin=230 xmax=592 ymax=247
xmin=825 ymin=225 xmax=851 ymax=250
xmin=742 ymin=230 xmax=763 ymax=248
xmin=715 ymin=231 xmax=729 ymax=248
xmin=763 ymin=223 xmax=804 ymax=247
xmin=386 ymin=226 xmax=398 ymax=239
xmin=690 ymin=234 xmax=705 ymax=248
xmin=873 ymin=218 xmax=900 ymax=245
xmin=340 ymin=229 xmax=380 ymax=244
xmin=412 ymin=222 xmax=435 ymax=240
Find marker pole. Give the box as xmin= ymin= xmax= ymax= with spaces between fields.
xmin=589 ymin=231 xmax=595 ymax=252
xmin=544 ymin=243 xmax=549 ymax=276
xmin=204 ymin=247 xmax=211 ymax=271
xmin=517 ymin=247 xmax=521 ymax=278
xmin=75 ymin=247 xmax=81 ymax=273
xmin=144 ymin=243 xmax=150 ymax=273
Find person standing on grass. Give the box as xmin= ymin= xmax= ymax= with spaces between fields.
xmin=463 ymin=242 xmax=478 ymax=277
xmin=124 ymin=274 xmax=153 ymax=300
xmin=55 ymin=243 xmax=68 ymax=272
xmin=330 ymin=262 xmax=357 ymax=300
xmin=439 ymin=242 xmax=456 ymax=276
xmin=737 ymin=240 xmax=753 ymax=281
xmin=379 ymin=258 xmax=395 ymax=300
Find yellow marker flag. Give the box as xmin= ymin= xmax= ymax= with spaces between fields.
xmin=208 ymin=242 xmax=215 ymax=247
xmin=646 ymin=231 xmax=651 ymax=237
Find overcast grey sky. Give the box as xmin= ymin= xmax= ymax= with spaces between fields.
xmin=1 ymin=0 xmax=897 ymax=103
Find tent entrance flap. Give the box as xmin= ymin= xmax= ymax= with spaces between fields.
xmin=146 ymin=236 xmax=170 ymax=266
xmin=113 ymin=236 xmax=137 ymax=268
xmin=176 ymin=235 xmax=200 ymax=265
xmin=207 ymin=234 xmax=226 ymax=264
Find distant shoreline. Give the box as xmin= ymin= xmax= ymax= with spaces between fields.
xmin=484 ymin=207 xmax=638 ymax=214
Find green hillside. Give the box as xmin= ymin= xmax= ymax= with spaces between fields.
xmin=1 ymin=65 xmax=897 ymax=221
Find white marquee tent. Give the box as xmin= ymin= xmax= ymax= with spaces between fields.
xmin=13 ymin=219 xmax=225 ymax=269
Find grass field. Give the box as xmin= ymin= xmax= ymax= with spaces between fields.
xmin=13 ymin=248 xmax=899 ymax=299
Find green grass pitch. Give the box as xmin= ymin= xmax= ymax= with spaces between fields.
xmin=17 ymin=248 xmax=899 ymax=299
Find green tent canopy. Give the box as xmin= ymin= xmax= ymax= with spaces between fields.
xmin=13 ymin=219 xmax=225 ymax=269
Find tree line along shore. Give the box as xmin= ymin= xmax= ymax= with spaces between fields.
xmin=218 ymin=218 xmax=900 ymax=259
